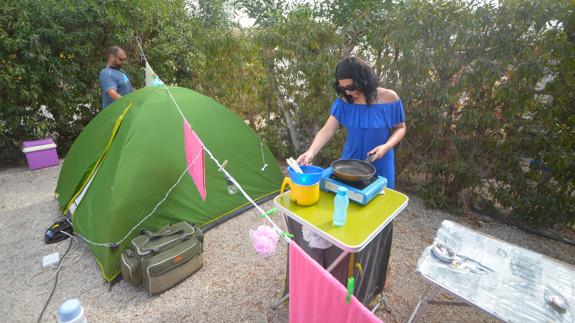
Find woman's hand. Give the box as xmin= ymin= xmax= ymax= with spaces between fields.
xmin=369 ymin=124 xmax=406 ymax=162
xmin=368 ymin=144 xmax=391 ymax=162
xmin=296 ymin=150 xmax=315 ymax=165
xmin=296 ymin=116 xmax=339 ymax=166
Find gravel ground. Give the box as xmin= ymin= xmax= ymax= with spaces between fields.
xmin=1 ymin=164 xmax=574 ymax=322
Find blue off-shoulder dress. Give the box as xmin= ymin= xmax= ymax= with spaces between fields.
xmin=330 ymin=97 xmax=405 ymax=189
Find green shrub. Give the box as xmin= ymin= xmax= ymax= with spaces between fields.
xmin=2 ymin=0 xmax=573 ymax=225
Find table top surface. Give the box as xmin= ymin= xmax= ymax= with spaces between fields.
xmin=274 ymin=189 xmax=408 ymax=252
xmin=417 ymin=220 xmax=575 ymax=322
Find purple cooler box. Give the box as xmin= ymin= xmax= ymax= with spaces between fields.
xmin=22 ymin=138 xmax=59 ymax=170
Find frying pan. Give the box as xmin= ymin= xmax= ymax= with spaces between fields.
xmin=331 ymin=154 xmax=376 ymax=183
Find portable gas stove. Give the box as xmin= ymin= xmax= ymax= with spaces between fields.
xmin=320 ymin=167 xmax=387 ymax=205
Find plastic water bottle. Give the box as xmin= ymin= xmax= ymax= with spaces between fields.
xmin=58 ymin=299 xmax=87 ymax=323
xmin=333 ymin=187 xmax=349 ymax=226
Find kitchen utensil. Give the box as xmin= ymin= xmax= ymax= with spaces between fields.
xmin=432 ymin=242 xmax=456 ymax=263
xmin=286 ymin=158 xmax=303 ymax=174
xmin=331 ymin=154 xmax=376 ymax=183
xmin=288 ymin=157 xmax=304 ymax=173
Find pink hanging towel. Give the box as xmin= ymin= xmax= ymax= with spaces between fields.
xmin=183 ymin=120 xmax=206 ymax=200
xmin=289 ymin=242 xmax=383 ymax=323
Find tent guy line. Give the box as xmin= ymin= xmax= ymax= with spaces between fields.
xmin=135 ymin=37 xmax=289 ymax=242
xmin=66 ymin=37 xmax=290 ymax=248
xmin=260 ymin=142 xmax=269 ymax=171
xmin=55 ymin=75 xmax=285 ymax=280
xmin=203 ymin=143 xmax=288 ymax=241
xmin=72 ymin=147 xmax=203 ymax=248
xmin=160 ymin=82 xmax=290 ymax=243
xmin=67 ymin=38 xmax=290 ymax=251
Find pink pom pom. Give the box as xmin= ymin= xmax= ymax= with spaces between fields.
xmin=249 ymin=225 xmax=279 ymax=258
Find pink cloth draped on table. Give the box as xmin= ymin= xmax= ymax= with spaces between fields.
xmin=183 ymin=120 xmax=206 ymax=200
xmin=289 ymin=242 xmax=382 ymax=323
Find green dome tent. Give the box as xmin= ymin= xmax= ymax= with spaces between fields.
xmin=55 ymin=86 xmax=283 ymax=281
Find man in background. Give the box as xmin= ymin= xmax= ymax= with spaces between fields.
xmin=99 ymin=46 xmax=133 ymax=108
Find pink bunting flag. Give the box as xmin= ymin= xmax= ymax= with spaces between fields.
xmin=183 ymin=120 xmax=206 ymax=201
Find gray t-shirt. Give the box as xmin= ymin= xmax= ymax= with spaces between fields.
xmin=99 ymin=66 xmax=133 ymax=108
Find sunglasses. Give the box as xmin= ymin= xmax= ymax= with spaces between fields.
xmin=339 ymin=84 xmax=358 ymax=92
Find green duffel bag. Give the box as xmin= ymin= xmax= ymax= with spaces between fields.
xmin=121 ymin=221 xmax=204 ymax=295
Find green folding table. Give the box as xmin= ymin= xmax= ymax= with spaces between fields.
xmin=272 ymin=188 xmax=409 ymax=309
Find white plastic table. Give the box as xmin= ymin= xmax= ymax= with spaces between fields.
xmin=409 ymin=220 xmax=575 ymax=322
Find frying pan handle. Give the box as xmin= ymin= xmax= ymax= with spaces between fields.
xmin=364 ymin=154 xmax=375 ymax=164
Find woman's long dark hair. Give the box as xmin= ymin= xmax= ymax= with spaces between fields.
xmin=333 ymin=57 xmax=379 ymax=104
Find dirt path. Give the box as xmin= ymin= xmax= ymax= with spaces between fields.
xmin=1 ymin=165 xmax=573 ymax=322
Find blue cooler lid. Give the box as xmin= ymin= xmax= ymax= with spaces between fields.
xmin=58 ymin=299 xmax=82 ymax=322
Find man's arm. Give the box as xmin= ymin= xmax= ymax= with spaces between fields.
xmin=106 ymin=88 xmax=122 ymax=100
xmin=99 ymin=69 xmax=120 ymax=101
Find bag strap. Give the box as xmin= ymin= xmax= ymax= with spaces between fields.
xmin=140 ymin=227 xmax=194 ymax=255
xmin=141 ymin=227 xmax=186 ymax=239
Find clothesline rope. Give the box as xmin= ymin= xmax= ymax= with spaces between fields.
xmin=75 ymin=38 xmax=290 ymax=247
xmin=160 ymin=83 xmax=288 ymax=241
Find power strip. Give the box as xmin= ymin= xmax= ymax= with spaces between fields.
xmin=42 ymin=252 xmax=60 ymax=269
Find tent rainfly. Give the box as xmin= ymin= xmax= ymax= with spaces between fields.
xmin=55 ymin=86 xmax=283 ymax=280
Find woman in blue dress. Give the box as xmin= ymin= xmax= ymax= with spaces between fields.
xmin=297 ymin=57 xmax=406 ymax=186
xmin=296 ymin=56 xmax=405 ymax=296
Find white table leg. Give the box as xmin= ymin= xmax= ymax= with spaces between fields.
xmin=326 ymin=251 xmax=350 ymax=272
xmin=408 ymin=284 xmax=440 ymax=323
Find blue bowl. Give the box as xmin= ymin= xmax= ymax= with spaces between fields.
xmin=288 ymin=165 xmax=324 ymax=186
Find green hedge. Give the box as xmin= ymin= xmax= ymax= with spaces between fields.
xmin=1 ymin=0 xmax=573 ymax=226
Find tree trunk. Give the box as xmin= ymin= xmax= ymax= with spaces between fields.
xmin=375 ymin=47 xmax=383 ymax=80
xmin=265 ymin=53 xmax=274 ymax=124
xmin=282 ymin=108 xmax=300 ymax=153
xmin=344 ymin=42 xmax=354 ymax=57
xmin=266 ymin=51 xmax=300 ymax=153
xmin=343 ymin=29 xmax=359 ymax=57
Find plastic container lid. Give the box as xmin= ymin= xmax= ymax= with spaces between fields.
xmin=22 ymin=138 xmax=55 ymax=148
xmin=337 ymin=187 xmax=348 ymax=195
xmin=58 ymin=299 xmax=83 ymax=322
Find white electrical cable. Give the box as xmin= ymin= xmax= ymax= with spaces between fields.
xmin=36 ymin=234 xmax=77 ymax=323
xmin=26 ymin=237 xmax=78 ymax=289
xmin=60 ymin=229 xmax=79 ymax=245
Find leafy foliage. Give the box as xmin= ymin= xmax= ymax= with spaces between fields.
xmin=1 ymin=0 xmax=573 ymax=225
